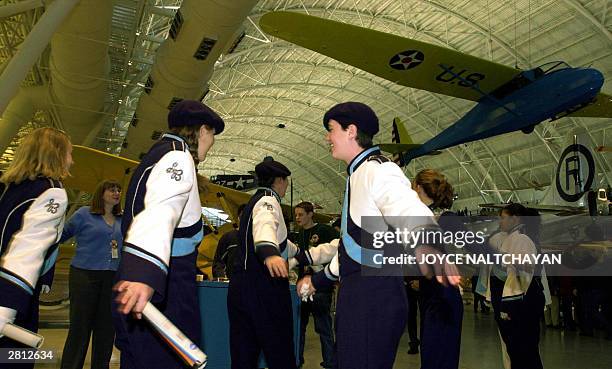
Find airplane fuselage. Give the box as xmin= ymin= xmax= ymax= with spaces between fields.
xmin=404 ymin=67 xmax=604 ymax=161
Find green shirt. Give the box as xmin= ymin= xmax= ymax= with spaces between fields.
xmin=295 ymin=223 xmax=339 ymax=290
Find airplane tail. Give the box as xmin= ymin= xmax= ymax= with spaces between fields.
xmin=392 ymin=117 xmax=413 ymax=145
xmin=391 ymin=117 xmax=411 ymax=166
xmin=383 ymin=117 xmax=440 ymax=166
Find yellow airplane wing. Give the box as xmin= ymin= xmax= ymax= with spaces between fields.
xmin=67 ymin=145 xmax=336 ymax=280
xmin=65 ymin=145 xmax=139 ymax=194
xmin=68 ymin=145 xmax=334 ymax=224
xmin=197 ymin=222 xmax=236 ymax=277
xmin=260 ymin=11 xmax=520 ymax=102
xmin=567 ymin=92 xmax=612 ymax=118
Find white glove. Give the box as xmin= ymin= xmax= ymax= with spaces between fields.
xmin=41 ymin=285 xmax=51 ymax=294
xmin=299 ymin=282 xmax=314 ymax=302
xmin=0 ymin=306 xmax=17 ymax=338
xmin=288 ymin=258 xmax=299 ymax=270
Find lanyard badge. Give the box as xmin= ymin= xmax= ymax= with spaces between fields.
xmin=111 ymin=239 xmax=119 ymax=259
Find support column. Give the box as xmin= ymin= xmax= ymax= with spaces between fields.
xmin=0 ymin=0 xmax=79 ymax=115
xmin=0 ymin=85 xmax=49 ymax=154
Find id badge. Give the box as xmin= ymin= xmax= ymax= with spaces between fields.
xmin=111 ymin=240 xmax=119 ymax=259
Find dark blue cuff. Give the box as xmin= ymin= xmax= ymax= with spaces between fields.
xmin=256 ymin=244 xmax=281 ymax=263
xmin=0 ymin=278 xmax=32 ymax=312
xmin=311 ymin=269 xmax=336 ymax=291
xmin=500 ymin=297 xmax=523 ymax=316
xmin=118 ymin=252 xmax=167 ymax=303
xmin=294 ymin=248 xmax=311 ymax=266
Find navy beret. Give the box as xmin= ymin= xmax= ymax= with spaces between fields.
xmin=168 ymin=100 xmax=225 ymax=135
xmin=255 ymin=160 xmax=291 ymax=179
xmin=323 ymin=102 xmax=379 ymax=137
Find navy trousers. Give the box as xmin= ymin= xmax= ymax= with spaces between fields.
xmin=298 ymin=290 xmax=336 ymax=368
xmin=228 ymin=271 xmax=296 ymax=369
xmin=419 ymin=278 xmax=463 ymax=369
xmin=0 ymin=286 xmax=41 ymax=369
xmin=335 ymin=274 xmax=407 ymax=369
xmin=491 ymin=276 xmax=544 ymax=369
xmin=112 ymin=252 xmax=201 ymax=369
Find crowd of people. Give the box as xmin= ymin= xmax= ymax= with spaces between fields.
xmin=0 ymin=99 xmax=610 ymax=369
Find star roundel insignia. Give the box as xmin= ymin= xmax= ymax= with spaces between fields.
xmin=389 ymin=50 xmax=425 ymax=70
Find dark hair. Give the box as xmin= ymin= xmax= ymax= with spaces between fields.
xmin=336 ymin=121 xmax=373 ymax=149
xmin=414 ymin=169 xmax=454 ymax=209
xmin=332 ymin=218 xmax=341 ymax=228
xmin=90 ymin=179 xmax=122 ymax=216
xmin=295 ymin=201 xmax=314 ymax=214
xmin=501 ymin=204 xmax=541 ymax=247
xmin=169 ymin=124 xmax=214 ymax=164
xmin=501 ymin=203 xmax=527 ymax=217
xmin=257 ymin=176 xmax=275 ymax=188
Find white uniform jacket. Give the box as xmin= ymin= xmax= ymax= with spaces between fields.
xmin=118 ymin=134 xmax=203 ymax=300
xmin=0 ymin=178 xmax=67 ymax=317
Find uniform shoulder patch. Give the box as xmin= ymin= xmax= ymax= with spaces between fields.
xmin=166 ymin=162 xmax=184 ymax=181
xmin=367 ymin=155 xmax=391 ymax=164
xmin=45 ymin=198 xmax=60 ymax=214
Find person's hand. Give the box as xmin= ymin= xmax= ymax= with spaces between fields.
xmin=264 ymin=256 xmax=288 ymax=278
xmin=113 ymin=281 xmax=154 ymax=319
xmin=500 ymin=312 xmax=511 ymax=321
xmin=409 ymin=280 xmax=420 ymax=291
xmin=0 ymin=306 xmax=17 ymax=338
xmin=297 ymin=275 xmax=316 ymax=301
xmin=41 ymin=285 xmax=51 ymax=294
xmin=415 ymin=245 xmax=461 ymax=287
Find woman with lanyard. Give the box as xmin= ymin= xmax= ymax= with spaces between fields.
xmin=0 ymin=127 xmax=72 ymax=369
xmin=412 ymin=169 xmax=463 ymax=369
xmin=480 ymin=203 xmax=546 ymax=369
xmin=113 ymin=100 xmax=224 ymax=369
xmin=60 ymin=179 xmax=123 ymax=369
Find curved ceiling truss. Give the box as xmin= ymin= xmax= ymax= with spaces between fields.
xmin=1 ymin=0 xmax=610 ymax=212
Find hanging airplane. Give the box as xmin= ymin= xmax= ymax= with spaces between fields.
xmin=259 ymin=11 xmax=612 ymax=164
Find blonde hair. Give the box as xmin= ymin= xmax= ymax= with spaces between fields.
xmin=0 ymin=127 xmax=72 ymax=185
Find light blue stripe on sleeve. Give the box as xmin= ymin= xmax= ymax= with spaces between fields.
xmin=123 ymin=246 xmax=168 ymax=274
xmin=171 ymin=229 xmax=204 ymax=257
xmin=41 ymin=248 xmax=59 ymax=275
xmin=0 ymin=271 xmax=33 ymax=295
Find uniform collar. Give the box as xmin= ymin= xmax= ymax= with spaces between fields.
xmin=347 ymin=146 xmax=381 ymax=175
xmin=509 ymin=224 xmax=525 ymax=234
xmin=256 ymin=187 xmax=281 ymax=203
xmin=162 ymin=133 xmax=189 ymax=149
